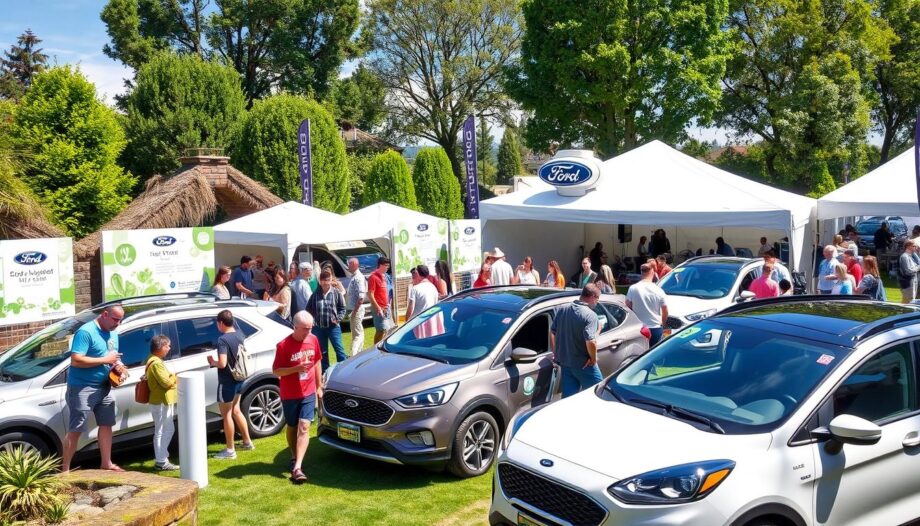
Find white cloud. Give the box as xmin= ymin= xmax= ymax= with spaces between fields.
xmin=77 ymin=59 xmax=133 ymax=104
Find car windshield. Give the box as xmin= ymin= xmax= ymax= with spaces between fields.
xmin=383 ymin=302 xmax=518 ymax=364
xmin=606 ymin=320 xmax=851 ymax=434
xmin=857 ymin=222 xmax=882 ymax=235
xmin=658 ymin=265 xmax=740 ymax=299
xmin=0 ymin=311 xmax=98 ymax=382
xmin=335 ymin=247 xmax=384 ymax=275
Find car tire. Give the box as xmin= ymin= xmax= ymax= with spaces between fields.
xmin=241 ymin=383 xmax=285 ymax=438
xmin=0 ymin=431 xmax=52 ymax=456
xmin=744 ymin=519 xmax=784 ymax=526
xmin=447 ymin=411 xmax=499 ymax=478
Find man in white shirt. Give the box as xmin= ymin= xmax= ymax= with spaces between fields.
xmin=406 ymin=266 xmax=439 ymax=319
xmin=626 ymin=264 xmax=668 ymax=346
xmin=345 ymin=258 xmax=368 ymax=354
xmin=290 ymin=262 xmax=314 ymax=315
xmin=488 ymin=247 xmax=514 ymax=286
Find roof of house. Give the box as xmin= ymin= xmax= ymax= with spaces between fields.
xmin=339 ymin=122 xmax=403 ymax=153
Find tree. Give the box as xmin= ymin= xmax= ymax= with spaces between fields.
xmin=506 ymin=0 xmax=731 ymax=158
xmin=231 ymin=94 xmax=350 ymax=212
xmin=496 ymin=128 xmax=523 ymax=184
xmin=346 ymin=152 xmax=374 ymax=211
xmin=872 ymin=0 xmax=920 ymax=163
xmin=412 ymin=147 xmax=464 ymax=218
xmin=325 ymin=65 xmax=386 ymax=131
xmin=0 ymin=30 xmax=49 ymax=100
xmin=367 ymin=0 xmax=522 ymax=186
xmin=362 ymin=150 xmax=416 ymax=210
xmin=11 ymin=67 xmax=136 ymax=237
xmin=101 ymin=0 xmax=360 ymax=104
xmin=718 ymin=0 xmax=894 ymax=195
xmin=122 ymin=52 xmax=247 ymax=180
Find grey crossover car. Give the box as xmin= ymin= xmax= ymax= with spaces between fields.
xmin=318 ymin=286 xmax=651 ymax=477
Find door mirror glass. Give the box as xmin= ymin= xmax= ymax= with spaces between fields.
xmin=510 ymin=347 xmax=539 ymax=364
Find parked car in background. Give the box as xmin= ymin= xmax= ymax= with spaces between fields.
xmin=491 ymin=295 xmax=920 ymax=526
xmin=318 ymin=286 xmax=651 ymax=478
xmin=303 ymin=240 xmax=386 ymax=292
xmin=855 ymin=216 xmax=908 ymax=251
xmin=0 ymin=293 xmax=291 ymax=458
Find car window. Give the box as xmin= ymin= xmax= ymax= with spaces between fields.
xmin=595 ymin=302 xmax=626 ymax=333
xmin=236 ymin=318 xmax=258 ymax=338
xmin=511 ymin=313 xmax=550 ymax=354
xmin=659 ymin=266 xmax=739 ymax=299
xmin=0 ymin=311 xmax=96 ymax=382
xmin=313 ymin=249 xmax=345 ymax=278
xmin=831 ymin=343 xmax=917 ymax=423
xmin=739 ymin=270 xmax=757 ymax=294
xmin=174 ymin=317 xmax=222 ymax=357
xmin=118 ymin=324 xmax=164 ymax=367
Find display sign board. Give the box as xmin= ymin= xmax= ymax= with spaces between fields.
xmin=0 ymin=237 xmax=75 ymax=326
xmin=393 ymin=219 xmax=449 ymax=278
xmin=449 ymin=219 xmax=482 ymax=272
xmin=537 ymin=149 xmax=603 ymax=196
xmin=101 ymin=227 xmax=215 ymax=301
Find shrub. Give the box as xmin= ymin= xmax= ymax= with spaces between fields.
xmin=0 ymin=446 xmax=65 ymax=523
xmin=362 ymin=150 xmax=416 ymax=210
xmin=496 ymin=128 xmax=523 ymax=184
xmin=412 ymin=147 xmax=463 ymax=218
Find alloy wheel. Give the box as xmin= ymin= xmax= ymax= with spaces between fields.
xmin=247 ymin=388 xmax=283 ymax=432
xmin=461 ymin=419 xmax=496 ymax=472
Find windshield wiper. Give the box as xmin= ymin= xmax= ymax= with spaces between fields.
xmin=387 ymin=350 xmax=450 ymax=364
xmin=602 ymin=382 xmax=626 ymax=403
xmin=626 ymin=397 xmax=725 ymax=434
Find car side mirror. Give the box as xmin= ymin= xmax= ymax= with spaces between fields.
xmin=510 ymin=347 xmax=539 ymax=364
xmin=736 ymin=290 xmax=756 ymax=303
xmin=812 ymin=414 xmax=882 ymax=454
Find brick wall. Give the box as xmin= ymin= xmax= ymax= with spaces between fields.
xmin=0 ymin=320 xmax=54 ymax=352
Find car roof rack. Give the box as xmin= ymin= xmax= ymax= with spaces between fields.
xmin=852 ymin=311 xmax=920 ymax=342
xmin=714 ymin=294 xmax=873 ymax=317
xmin=95 ymin=292 xmax=219 ymax=310
xmin=125 ymin=298 xmax=257 ymax=323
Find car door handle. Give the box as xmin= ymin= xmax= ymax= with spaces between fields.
xmin=903 ymin=431 xmax=920 ymax=448
xmin=607 ymin=339 xmax=623 ymax=349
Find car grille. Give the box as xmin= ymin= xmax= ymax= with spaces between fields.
xmin=665 ymin=316 xmax=684 ymax=330
xmin=323 ymin=390 xmax=394 ymax=425
xmin=498 ymin=463 xmax=606 ymax=526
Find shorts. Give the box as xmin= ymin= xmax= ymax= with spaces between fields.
xmin=373 ymin=306 xmax=392 ymax=332
xmin=282 ymin=395 xmax=316 ymax=427
xmin=217 ymin=380 xmax=243 ymax=404
xmin=66 ymin=384 xmax=116 ymax=432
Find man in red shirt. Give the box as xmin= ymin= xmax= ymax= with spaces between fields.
xmin=272 ymin=311 xmax=322 ymax=484
xmin=843 ymin=248 xmax=863 ymax=286
xmin=748 ymin=264 xmax=780 ymax=299
xmin=367 ymin=257 xmax=391 ymax=344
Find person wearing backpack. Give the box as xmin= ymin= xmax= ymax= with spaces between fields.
xmin=207 ymin=310 xmax=254 ymax=459
xmin=145 ymin=335 xmax=179 ymax=471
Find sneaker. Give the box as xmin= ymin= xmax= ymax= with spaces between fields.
xmin=238 ymin=441 xmax=256 ymax=451
xmin=213 ymin=448 xmax=237 ymax=460
xmin=156 ymin=461 xmax=180 ymax=471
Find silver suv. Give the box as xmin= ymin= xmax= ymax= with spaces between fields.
xmin=0 ymin=293 xmax=292 ymax=458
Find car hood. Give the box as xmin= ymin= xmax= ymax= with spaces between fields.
xmin=663 ymin=294 xmax=726 ymax=319
xmin=513 ymin=389 xmax=771 ymax=479
xmin=326 ymin=349 xmax=477 ymax=400
xmin=0 ymin=377 xmax=40 ymax=404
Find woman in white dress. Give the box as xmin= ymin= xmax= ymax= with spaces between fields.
xmin=512 ymin=256 xmax=540 ymax=285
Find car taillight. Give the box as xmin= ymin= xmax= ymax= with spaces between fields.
xmin=640 ymin=326 xmax=651 ymax=340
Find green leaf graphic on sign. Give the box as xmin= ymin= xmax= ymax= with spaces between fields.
xmin=115 ymin=244 xmax=137 ymax=266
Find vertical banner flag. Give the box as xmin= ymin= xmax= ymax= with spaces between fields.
xmin=462 ymin=115 xmax=480 ymax=219
xmin=915 ymin=108 xmax=920 ymax=213
xmin=298 ymin=119 xmax=313 ymax=206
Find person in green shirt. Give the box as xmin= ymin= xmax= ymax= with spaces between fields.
xmin=146 ymin=335 xmax=179 ymax=471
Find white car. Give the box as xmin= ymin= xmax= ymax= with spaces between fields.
xmin=0 ymin=293 xmax=292 ymax=458
xmin=491 ymin=295 xmax=920 ymax=526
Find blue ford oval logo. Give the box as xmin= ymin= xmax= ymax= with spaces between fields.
xmin=464 ymin=226 xmax=475 ymax=235
xmin=13 ymin=251 xmax=47 ymax=265
xmin=153 ymin=236 xmax=177 ymax=247
xmin=540 ymin=459 xmax=554 ymax=468
xmin=538 ymin=161 xmax=593 ymax=187
xmin=417 ymin=224 xmax=429 ymax=232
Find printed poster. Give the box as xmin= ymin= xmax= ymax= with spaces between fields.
xmin=449 ymin=219 xmax=482 ymax=272
xmin=393 ymin=220 xmax=449 ymax=278
xmin=101 ymin=227 xmax=215 ymax=301
xmin=0 ymin=237 xmax=75 ymax=326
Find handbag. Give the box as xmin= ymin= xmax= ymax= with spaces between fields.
xmin=134 ymin=361 xmax=153 ymax=404
xmin=108 ymin=362 xmax=128 ymax=387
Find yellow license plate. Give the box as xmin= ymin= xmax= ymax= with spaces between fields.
xmin=517 ymin=513 xmax=546 ymax=526
xmin=337 ymin=422 xmax=361 ymax=443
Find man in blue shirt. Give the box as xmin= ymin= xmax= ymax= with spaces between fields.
xmin=229 ymin=256 xmax=255 ymax=298
xmin=715 ymin=237 xmax=735 ymax=257
xmin=62 ymin=304 xmax=124 ymax=472
xmin=550 ymin=284 xmax=602 ymax=398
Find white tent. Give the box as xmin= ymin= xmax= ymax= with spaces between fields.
xmin=818 ymin=148 xmax=920 ymax=220
xmin=480 ymin=140 xmax=816 ymax=276
xmin=344 ymin=201 xmax=442 ymax=241
xmin=213 ymin=201 xmax=362 ymax=264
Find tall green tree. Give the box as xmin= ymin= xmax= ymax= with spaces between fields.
xmin=367 ymin=0 xmax=522 ymax=185
xmin=346 ymin=152 xmax=374 ymax=211
xmin=506 ymin=0 xmax=731 ymax=157
xmin=718 ymin=0 xmax=894 ymax=195
xmin=362 ymin=150 xmax=416 ymax=210
xmin=496 ymin=128 xmax=523 ymax=184
xmin=101 ymin=0 xmax=360 ymax=104
xmin=412 ymin=147 xmax=464 ymax=218
xmin=325 ymin=65 xmax=386 ymax=131
xmin=231 ymin=94 xmax=350 ymax=212
xmin=0 ymin=30 xmax=49 ymax=100
xmin=122 ymin=51 xmax=247 ymax=180
xmin=872 ymin=0 xmax=920 ymax=163
xmin=11 ymin=67 xmax=136 ymax=237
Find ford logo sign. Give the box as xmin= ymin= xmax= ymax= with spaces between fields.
xmin=13 ymin=251 xmax=47 ymax=265
xmin=417 ymin=224 xmax=429 ymax=232
xmin=540 ymin=459 xmax=554 ymax=468
xmin=538 ymin=161 xmax=593 ymax=187
xmin=153 ymin=236 xmax=177 ymax=247
xmin=344 ymin=399 xmax=359 ymax=408
xmin=464 ymin=226 xmax=476 ymax=235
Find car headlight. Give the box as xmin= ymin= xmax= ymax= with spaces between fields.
xmin=394 ymin=383 xmax=458 ymax=408
xmin=686 ymin=309 xmax=717 ymax=322
xmin=501 ymin=406 xmax=544 ymax=450
xmin=608 ymin=460 xmax=734 ymax=504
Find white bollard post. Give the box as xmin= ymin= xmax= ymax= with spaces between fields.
xmin=178 ymin=370 xmax=208 ymax=488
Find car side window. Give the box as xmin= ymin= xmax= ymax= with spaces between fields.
xmin=236 ymin=318 xmax=258 ymax=338
xmin=510 ymin=313 xmax=550 ymax=354
xmin=595 ymin=302 xmax=627 ymax=333
xmin=739 ymin=270 xmax=757 ymax=293
xmin=118 ymin=324 xmax=164 ymax=367
xmin=832 ymin=343 xmax=917 ymax=423
xmin=174 ymin=317 xmax=222 ymax=357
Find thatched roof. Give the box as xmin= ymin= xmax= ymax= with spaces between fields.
xmin=74 ymin=159 xmax=282 ymax=258
xmin=0 ymin=173 xmax=65 ymax=240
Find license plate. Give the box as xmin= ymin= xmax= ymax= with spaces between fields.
xmin=517 ymin=513 xmax=547 ymax=526
xmin=337 ymin=422 xmax=361 ymax=443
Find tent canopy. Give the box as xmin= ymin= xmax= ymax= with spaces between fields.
xmin=817 ymin=148 xmax=920 ymax=220
xmin=480 ymin=141 xmax=815 ymax=272
xmin=344 ymin=202 xmax=441 ymax=240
